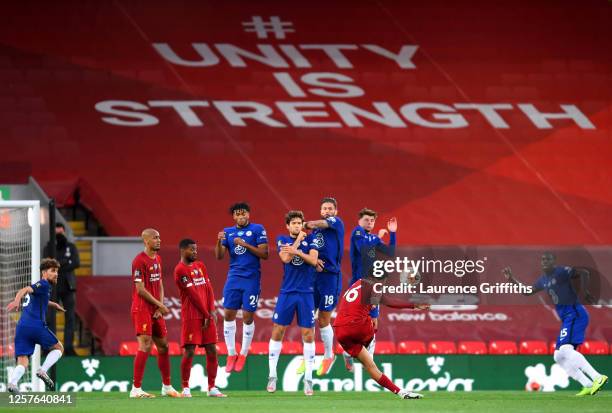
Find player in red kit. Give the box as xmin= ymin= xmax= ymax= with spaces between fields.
xmin=174 ymin=238 xmax=227 ymax=398
xmin=129 ymin=228 xmax=180 ymax=398
xmin=334 ymin=278 xmax=429 ymax=399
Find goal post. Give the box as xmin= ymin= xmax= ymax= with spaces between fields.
xmin=0 ymin=200 xmax=42 ymax=392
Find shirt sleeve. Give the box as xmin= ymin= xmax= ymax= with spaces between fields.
xmin=374 ymin=234 xmax=396 ymax=257
xmin=200 ymin=263 xmax=216 ymax=313
xmin=369 ymin=305 xmax=380 ymax=318
xmin=30 ymin=280 xmax=49 ymax=296
xmin=205 ymin=277 xmax=216 ymax=313
xmin=561 ymin=266 xmax=574 ymax=282
xmin=325 ymin=216 xmax=343 ymax=232
xmin=533 ymin=275 xmax=546 ymax=291
xmin=132 ymin=258 xmax=145 ymax=283
xmin=175 ymin=267 xmax=192 ymax=290
xmin=256 ymin=225 xmax=268 ymax=245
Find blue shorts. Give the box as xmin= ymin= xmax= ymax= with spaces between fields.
xmin=223 ymin=276 xmax=261 ymax=312
xmin=314 ymin=272 xmax=342 ymax=312
xmin=556 ymin=308 xmax=589 ymax=349
xmin=15 ymin=324 xmax=59 ymax=357
xmin=273 ymin=293 xmax=315 ymax=328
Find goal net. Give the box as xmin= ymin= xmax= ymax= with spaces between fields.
xmin=0 ymin=201 xmax=42 ymax=392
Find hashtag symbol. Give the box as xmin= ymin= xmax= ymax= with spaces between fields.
xmin=242 ymin=16 xmax=295 ymax=39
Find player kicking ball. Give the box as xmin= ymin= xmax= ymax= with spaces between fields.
xmin=334 ymin=277 xmax=429 ymax=399
xmin=6 ymin=258 xmax=65 ymax=393
xmin=504 ymin=252 xmax=608 ymax=396
xmin=345 ymin=209 xmax=398 ymax=372
xmin=267 ymin=211 xmax=319 ymax=396
xmin=174 ymin=239 xmax=226 ymax=398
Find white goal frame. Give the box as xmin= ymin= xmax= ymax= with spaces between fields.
xmin=0 ymin=200 xmax=42 ymax=391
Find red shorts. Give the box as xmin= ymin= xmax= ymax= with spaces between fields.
xmin=131 ymin=311 xmax=167 ymax=338
xmin=181 ymin=318 xmax=218 ymax=347
xmin=335 ymin=321 xmax=374 ymax=357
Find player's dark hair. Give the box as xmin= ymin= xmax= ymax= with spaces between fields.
xmin=543 ymin=251 xmax=556 ymax=259
xmin=285 ymin=210 xmax=305 ymax=224
xmin=179 ymin=238 xmax=196 ymax=250
xmin=40 ymin=258 xmax=60 ymax=272
xmin=320 ymin=197 xmax=337 ymax=208
xmin=229 ymin=202 xmax=250 ymax=214
xmin=55 ymin=222 xmax=65 ymax=229
xmin=358 ymin=208 xmax=377 ymax=218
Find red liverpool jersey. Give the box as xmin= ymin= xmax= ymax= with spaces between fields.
xmin=131 ymin=252 xmax=163 ymax=314
xmin=334 ymin=279 xmax=376 ymax=327
xmin=174 ymin=260 xmax=215 ymax=320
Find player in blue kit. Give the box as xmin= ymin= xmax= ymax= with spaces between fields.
xmin=267 ymin=210 xmax=319 ymax=396
xmin=504 ymin=252 xmax=608 ymax=396
xmin=6 ymin=258 xmax=66 ymax=393
xmin=214 ymin=202 xmax=268 ymax=373
xmin=344 ymin=208 xmax=397 ymax=372
xmin=303 ymin=197 xmax=344 ymax=376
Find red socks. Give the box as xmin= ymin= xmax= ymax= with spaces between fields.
xmin=133 ymin=351 xmax=149 ymax=388
xmin=157 ymin=351 xmax=171 ymax=386
xmin=206 ymin=351 xmax=218 ymax=390
xmin=376 ymin=374 xmax=400 ymax=394
xmin=181 ymin=355 xmax=193 ymax=389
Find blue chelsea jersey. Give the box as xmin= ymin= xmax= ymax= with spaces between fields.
xmin=311 ymin=216 xmax=344 ymax=275
xmin=276 ymin=234 xmax=319 ymax=293
xmin=222 ymin=222 xmax=268 ymax=279
xmin=533 ymin=266 xmax=584 ymax=318
xmin=19 ymin=279 xmax=51 ymax=327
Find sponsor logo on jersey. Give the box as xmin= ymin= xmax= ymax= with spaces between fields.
xmin=238 ymin=231 xmax=244 ymax=236
xmin=291 ymin=255 xmax=304 ymax=266
xmin=234 ymin=245 xmax=247 ymax=255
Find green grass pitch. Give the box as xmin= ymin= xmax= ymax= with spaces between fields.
xmin=4 ymin=391 xmax=610 ymax=413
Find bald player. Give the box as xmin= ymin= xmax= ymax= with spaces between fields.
xmin=129 ymin=229 xmax=180 ymax=398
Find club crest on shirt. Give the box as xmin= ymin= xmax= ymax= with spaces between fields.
xmin=291 ymin=255 xmax=304 ymax=266
xmin=313 ymin=233 xmax=325 ymax=248
xmin=246 ymin=231 xmax=252 ymax=236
